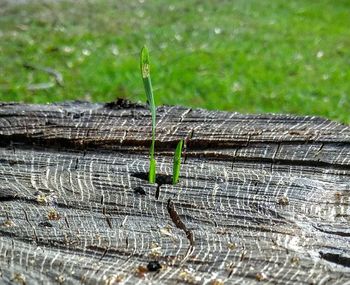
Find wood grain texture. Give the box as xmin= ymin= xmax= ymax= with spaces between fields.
xmin=0 ymin=100 xmax=349 ymax=284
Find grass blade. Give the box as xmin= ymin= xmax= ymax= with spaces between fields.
xmin=140 ymin=46 xmax=156 ymax=183
xmin=140 ymin=46 xmax=156 ymax=149
xmin=172 ymin=140 xmax=183 ymax=185
xmin=149 ymin=158 xmax=156 ymax=184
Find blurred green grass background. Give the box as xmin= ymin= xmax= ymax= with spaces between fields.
xmin=0 ymin=0 xmax=349 ymax=123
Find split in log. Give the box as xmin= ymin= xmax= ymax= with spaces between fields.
xmin=0 ymin=99 xmax=349 ymax=284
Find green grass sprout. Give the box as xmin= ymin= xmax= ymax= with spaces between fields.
xmin=140 ymin=46 xmax=156 ymax=183
xmin=172 ymin=140 xmax=183 ymax=185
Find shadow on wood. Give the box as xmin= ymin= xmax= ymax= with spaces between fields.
xmin=0 ymin=100 xmax=349 ymax=284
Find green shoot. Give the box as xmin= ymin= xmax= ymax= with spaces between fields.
xmin=140 ymin=46 xmax=156 ymax=183
xmin=149 ymin=158 xmax=156 ymax=184
xmin=172 ymin=140 xmax=183 ymax=185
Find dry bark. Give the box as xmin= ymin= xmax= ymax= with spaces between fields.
xmin=0 ymin=100 xmax=349 ymax=284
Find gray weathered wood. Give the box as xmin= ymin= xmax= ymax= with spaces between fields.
xmin=0 ymin=100 xmax=349 ymax=284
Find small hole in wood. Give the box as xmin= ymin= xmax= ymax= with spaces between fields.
xmin=38 ymin=221 xmax=53 ymax=228
xmin=131 ymin=172 xmax=172 ymax=185
xmin=147 ymin=260 xmax=162 ymax=272
xmin=134 ymin=187 xmax=146 ymax=195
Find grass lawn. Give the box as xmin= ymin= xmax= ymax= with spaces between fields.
xmin=0 ymin=0 xmax=349 ymax=123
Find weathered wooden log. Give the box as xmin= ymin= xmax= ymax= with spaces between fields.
xmin=0 ymin=99 xmax=349 ymax=284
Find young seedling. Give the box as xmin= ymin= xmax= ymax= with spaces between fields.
xmin=172 ymin=140 xmax=183 ymax=184
xmin=140 ymin=46 xmax=156 ymax=183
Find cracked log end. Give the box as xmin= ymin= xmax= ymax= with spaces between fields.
xmin=0 ymin=100 xmax=349 ymax=284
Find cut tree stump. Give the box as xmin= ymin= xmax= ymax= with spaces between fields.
xmin=0 ymin=100 xmax=349 ymax=284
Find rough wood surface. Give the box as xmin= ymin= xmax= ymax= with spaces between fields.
xmin=0 ymin=100 xmax=349 ymax=285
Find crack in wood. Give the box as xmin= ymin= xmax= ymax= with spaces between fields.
xmin=98 ymin=247 xmax=109 ymax=262
xmin=167 ymin=198 xmax=194 ymax=247
xmin=74 ymin=158 xmax=79 ymax=170
xmin=22 ymin=209 xmax=32 ymax=227
xmin=155 ymin=184 xmax=160 ymax=200
xmin=0 ymin=133 xmax=349 ymax=172
xmin=320 ymin=251 xmax=350 ymax=268
xmin=64 ymin=216 xmax=70 ymax=229
xmin=105 ymin=216 xmax=112 ymax=229
xmin=313 ymin=224 xmax=350 ymax=237
xmin=315 ymin=143 xmax=324 ymax=157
